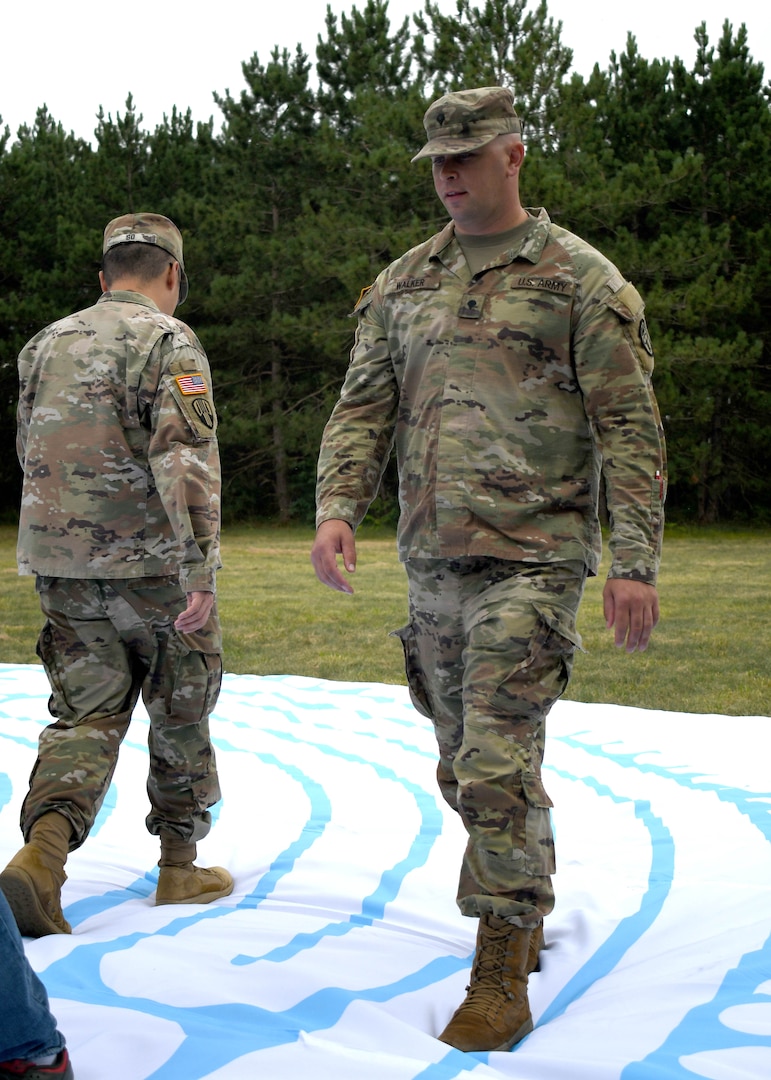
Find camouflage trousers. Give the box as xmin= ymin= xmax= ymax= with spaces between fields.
xmin=394 ymin=557 xmax=586 ymax=927
xmin=22 ymin=576 xmax=223 ymax=852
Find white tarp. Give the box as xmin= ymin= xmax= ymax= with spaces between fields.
xmin=1 ymin=662 xmax=770 ymax=1080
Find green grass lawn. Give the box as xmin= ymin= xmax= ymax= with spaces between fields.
xmin=1 ymin=523 xmax=769 ymax=716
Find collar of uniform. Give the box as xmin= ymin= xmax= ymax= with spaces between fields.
xmin=427 ymin=220 xmax=457 ymax=261
xmin=517 ymin=207 xmax=552 ymax=264
xmin=428 ymin=210 xmax=552 ymax=271
xmin=98 ymin=289 xmax=161 ymax=312
xmin=426 ymin=222 xmax=475 ymax=280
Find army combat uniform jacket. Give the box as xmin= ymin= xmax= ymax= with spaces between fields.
xmin=17 ymin=290 xmax=221 ymax=593
xmin=316 ymin=208 xmax=666 ymax=584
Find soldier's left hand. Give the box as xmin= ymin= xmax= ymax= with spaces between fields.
xmin=603 ymin=579 xmax=659 ymax=653
xmin=175 ymin=590 xmax=215 ymax=633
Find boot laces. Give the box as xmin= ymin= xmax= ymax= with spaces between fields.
xmin=462 ymin=922 xmax=523 ymax=1009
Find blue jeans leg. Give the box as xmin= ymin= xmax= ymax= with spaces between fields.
xmin=0 ymin=890 xmax=65 ymax=1061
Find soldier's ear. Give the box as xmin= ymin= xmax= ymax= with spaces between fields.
xmin=508 ymin=140 xmax=525 ymax=173
xmin=168 ymin=262 xmax=183 ymax=300
xmin=98 ymin=270 xmax=109 ymax=295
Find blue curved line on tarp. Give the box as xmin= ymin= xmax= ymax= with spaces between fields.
xmin=0 ymin=707 xmax=151 ymax=842
xmin=555 ymin=729 xmax=771 ymax=841
xmin=35 ymin=726 xmax=468 ymax=1079
xmin=220 ymin=690 xmax=425 ymax=736
xmin=219 ymin=670 xmax=419 ymax=707
xmin=555 ymin=730 xmax=771 ymax=1079
xmin=2 ymin=672 xmax=673 ymax=1080
xmin=619 ymin=939 xmax=771 ymax=1080
xmin=0 ymin=730 xmax=124 ymax=841
xmin=11 ymin=672 xmax=765 ymax=1079
xmin=411 ymin=766 xmax=674 ymax=1080
xmin=220 ymin=692 xmax=437 ymax=760
xmin=211 ymin=681 xmax=436 ymax=769
xmin=64 ymin=747 xmax=314 ymax=928
xmin=43 ymin=936 xmax=470 ymax=1080
xmin=0 ymin=727 xmax=40 ymax=750
xmin=324 ymin=760 xmax=676 ymax=1080
xmin=51 ymin=700 xmax=443 ymax=924
xmin=379 ymin=777 xmax=675 ymax=1080
xmin=0 ymin=719 xmax=36 ymax=816
xmin=69 ymin=715 xmax=438 ymax=933
xmin=256 ymin=673 xmax=414 ymax=707
xmin=228 ymin=726 xmax=444 ymax=963
xmin=539 ymin=767 xmax=673 ymax=1027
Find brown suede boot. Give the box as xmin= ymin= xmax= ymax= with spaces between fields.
xmin=0 ymin=812 xmax=73 ymax=937
xmin=155 ymin=835 xmax=234 ymax=906
xmin=155 ymin=864 xmax=234 ymax=905
xmin=528 ymin=921 xmax=544 ymax=974
xmin=438 ymin=913 xmax=535 ymax=1052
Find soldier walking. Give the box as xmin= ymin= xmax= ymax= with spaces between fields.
xmin=311 ymin=87 xmax=666 ymax=1052
xmin=1 ymin=213 xmax=233 ymax=938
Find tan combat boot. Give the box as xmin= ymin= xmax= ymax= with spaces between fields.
xmin=528 ymin=921 xmax=544 ymax=973
xmin=438 ymin=913 xmax=538 ymax=1052
xmin=155 ymin=864 xmax=234 ymax=905
xmin=0 ymin=812 xmax=73 ymax=937
xmin=155 ymin=836 xmax=234 ymax=906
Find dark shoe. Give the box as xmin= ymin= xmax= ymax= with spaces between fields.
xmin=155 ymin=863 xmax=234 ymax=905
xmin=438 ymin=914 xmax=534 ymax=1052
xmin=0 ymin=847 xmax=71 ymax=937
xmin=0 ymin=1048 xmax=74 ymax=1078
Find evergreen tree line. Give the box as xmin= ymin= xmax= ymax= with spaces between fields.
xmin=2 ymin=0 xmax=769 ymax=526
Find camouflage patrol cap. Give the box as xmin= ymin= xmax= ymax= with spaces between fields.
xmin=411 ymin=86 xmax=521 ymax=163
xmin=103 ymin=212 xmax=189 ymax=304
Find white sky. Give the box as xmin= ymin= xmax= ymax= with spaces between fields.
xmin=2 ymin=0 xmax=769 ymax=143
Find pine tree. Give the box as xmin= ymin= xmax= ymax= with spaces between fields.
xmin=412 ymin=0 xmax=572 ymax=147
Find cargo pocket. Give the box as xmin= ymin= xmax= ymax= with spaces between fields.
xmin=521 ymin=770 xmax=556 ymax=876
xmin=490 ymin=602 xmax=583 ymax=713
xmin=35 ymin=621 xmax=73 ymax=722
xmin=164 ymin=630 xmax=222 ymax=727
xmin=390 ymin=623 xmax=433 ymax=719
xmin=533 ymin=601 xmax=584 ymax=690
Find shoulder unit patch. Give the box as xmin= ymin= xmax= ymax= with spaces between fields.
xmin=175 ymin=373 xmax=208 ymax=395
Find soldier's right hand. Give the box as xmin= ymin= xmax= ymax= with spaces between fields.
xmin=175 ymin=590 xmax=215 ymax=633
xmin=311 ymin=519 xmax=357 ymax=594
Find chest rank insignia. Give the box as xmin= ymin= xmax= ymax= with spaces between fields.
xmin=176 ymin=373 xmax=208 ymax=395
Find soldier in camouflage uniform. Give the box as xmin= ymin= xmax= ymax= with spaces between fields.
xmin=0 ymin=213 xmax=233 ymax=939
xmin=311 ymin=88 xmax=666 ymax=1052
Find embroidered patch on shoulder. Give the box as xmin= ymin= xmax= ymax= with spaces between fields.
xmin=190 ymin=398 xmax=215 ymax=430
xmin=639 ymin=317 xmax=654 ymax=357
xmin=175 ymin=373 xmax=208 ymax=395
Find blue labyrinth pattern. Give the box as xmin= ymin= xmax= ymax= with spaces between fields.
xmin=1 ymin=664 xmax=770 ymax=1079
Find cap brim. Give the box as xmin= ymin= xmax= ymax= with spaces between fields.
xmin=411 ymin=131 xmax=499 ymax=163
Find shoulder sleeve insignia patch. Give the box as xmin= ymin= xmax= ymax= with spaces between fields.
xmin=639 ymin=317 xmax=654 ymax=357
xmin=175 ymin=373 xmax=208 ymax=395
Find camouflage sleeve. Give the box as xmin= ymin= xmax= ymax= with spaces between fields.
xmin=574 ymin=276 xmax=666 ymax=584
xmin=16 ymin=377 xmax=30 ymax=467
xmin=146 ymin=336 xmax=222 ymax=593
xmin=16 ymin=329 xmax=45 ymax=467
xmin=315 ymin=280 xmax=399 ymax=529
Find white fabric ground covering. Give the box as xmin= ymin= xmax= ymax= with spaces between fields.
xmin=1 ymin=661 xmax=770 ymax=1080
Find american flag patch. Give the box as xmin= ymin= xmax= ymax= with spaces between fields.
xmin=175 ymin=373 xmax=208 ymax=395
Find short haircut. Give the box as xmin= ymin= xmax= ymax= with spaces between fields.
xmin=102 ymin=242 xmax=173 ymax=287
